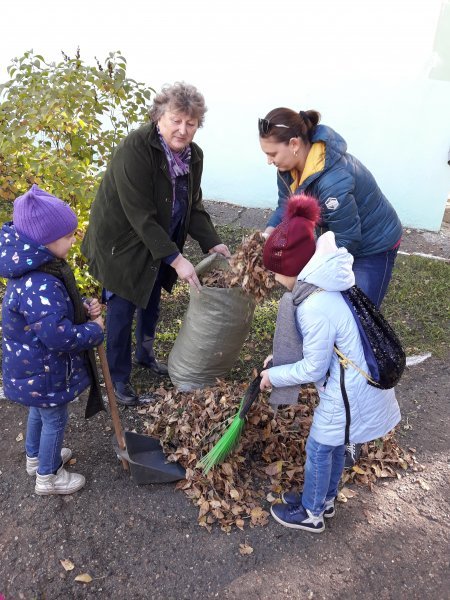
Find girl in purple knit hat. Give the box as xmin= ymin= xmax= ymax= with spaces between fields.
xmin=0 ymin=185 xmax=104 ymax=495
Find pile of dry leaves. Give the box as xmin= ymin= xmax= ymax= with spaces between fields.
xmin=200 ymin=231 xmax=275 ymax=302
xmin=144 ymin=381 xmax=417 ymax=532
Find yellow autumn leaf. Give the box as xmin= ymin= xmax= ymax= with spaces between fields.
xmin=352 ymin=465 xmax=366 ymax=475
xmin=16 ymin=433 xmax=23 ymax=442
xmin=60 ymin=559 xmax=75 ymax=571
xmin=74 ymin=573 xmax=92 ymax=583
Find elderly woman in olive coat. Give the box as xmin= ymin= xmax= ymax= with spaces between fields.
xmin=82 ymin=82 xmax=230 ymax=405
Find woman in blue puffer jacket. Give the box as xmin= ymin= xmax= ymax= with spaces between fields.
xmin=258 ymin=108 xmax=403 ymax=308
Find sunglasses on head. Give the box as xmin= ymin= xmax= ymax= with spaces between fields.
xmin=258 ymin=118 xmax=290 ymax=135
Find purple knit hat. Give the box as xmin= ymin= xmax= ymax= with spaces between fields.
xmin=13 ymin=184 xmax=78 ymax=245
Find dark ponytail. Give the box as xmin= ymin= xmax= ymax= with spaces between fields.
xmin=259 ymin=107 xmax=321 ymax=143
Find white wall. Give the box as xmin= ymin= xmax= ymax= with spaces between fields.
xmin=1 ymin=0 xmax=449 ymax=230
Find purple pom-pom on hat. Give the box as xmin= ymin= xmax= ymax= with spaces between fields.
xmin=13 ymin=184 xmax=78 ymax=245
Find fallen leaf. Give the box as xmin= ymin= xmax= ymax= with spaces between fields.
xmin=60 ymin=559 xmax=75 ymax=571
xmin=417 ymin=478 xmax=430 ymax=491
xmin=265 ymin=461 xmax=283 ymax=476
xmin=235 ymin=519 xmax=245 ymax=530
xmin=340 ymin=487 xmax=358 ymax=499
xmin=239 ymin=543 xmax=254 ymax=555
xmin=351 ymin=465 xmax=366 ymax=475
xmin=74 ymin=573 xmax=92 ymax=583
xmin=16 ymin=433 xmax=23 ymax=442
xmin=68 ymin=458 xmax=77 ymax=465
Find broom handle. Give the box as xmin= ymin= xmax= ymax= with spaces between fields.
xmin=239 ymin=374 xmax=262 ymax=418
xmin=239 ymin=360 xmax=273 ymax=419
xmin=97 ymin=344 xmax=129 ymax=471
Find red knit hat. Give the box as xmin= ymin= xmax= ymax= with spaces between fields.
xmin=263 ymin=194 xmax=321 ymax=276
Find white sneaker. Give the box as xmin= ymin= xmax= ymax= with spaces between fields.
xmin=35 ymin=466 xmax=85 ymax=495
xmin=26 ymin=448 xmax=73 ymax=476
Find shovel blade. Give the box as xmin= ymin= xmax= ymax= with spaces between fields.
xmin=112 ymin=431 xmax=186 ymax=484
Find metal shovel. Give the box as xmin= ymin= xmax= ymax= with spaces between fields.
xmin=97 ymin=344 xmax=186 ymax=484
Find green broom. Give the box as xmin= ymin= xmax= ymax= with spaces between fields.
xmin=197 ymin=363 xmax=271 ymax=474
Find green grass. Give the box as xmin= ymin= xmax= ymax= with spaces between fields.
xmin=382 ymin=255 xmax=449 ymax=358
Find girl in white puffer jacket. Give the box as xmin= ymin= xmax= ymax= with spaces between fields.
xmin=260 ymin=194 xmax=401 ymax=533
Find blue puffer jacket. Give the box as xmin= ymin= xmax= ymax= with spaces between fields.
xmin=0 ymin=223 xmax=104 ymax=408
xmin=268 ymin=232 xmax=401 ymax=446
xmin=267 ymin=125 xmax=402 ymax=257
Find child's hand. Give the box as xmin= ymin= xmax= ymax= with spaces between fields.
xmin=84 ymin=299 xmax=102 ymax=319
xmin=260 ymin=369 xmax=272 ymax=391
xmin=263 ymin=354 xmax=273 ymax=368
xmin=91 ymin=315 xmax=105 ymax=331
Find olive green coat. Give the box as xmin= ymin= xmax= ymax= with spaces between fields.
xmin=81 ymin=123 xmax=221 ymax=308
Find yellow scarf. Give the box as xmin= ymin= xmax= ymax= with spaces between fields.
xmin=289 ymin=141 xmax=326 ymax=193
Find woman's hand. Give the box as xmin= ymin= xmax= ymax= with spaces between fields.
xmin=84 ymin=298 xmax=102 ymax=319
xmin=262 ymin=226 xmax=275 ymax=240
xmin=263 ymin=354 xmax=273 ymax=368
xmin=260 ymin=369 xmax=272 ymax=391
xmin=171 ymin=254 xmax=202 ymax=292
xmin=209 ymin=244 xmax=231 ymax=258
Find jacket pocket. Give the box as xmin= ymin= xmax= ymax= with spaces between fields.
xmin=47 ymin=354 xmax=68 ymax=392
xmin=315 ymin=394 xmax=336 ymax=424
xmin=111 ymin=229 xmax=138 ymax=255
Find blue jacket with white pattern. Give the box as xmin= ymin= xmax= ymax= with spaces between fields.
xmin=268 ymin=125 xmax=402 ymax=257
xmin=0 ymin=223 xmax=104 ymax=407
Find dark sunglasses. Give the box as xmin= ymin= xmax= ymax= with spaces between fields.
xmin=258 ymin=118 xmax=290 ymax=135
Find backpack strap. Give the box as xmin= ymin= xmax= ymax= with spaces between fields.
xmin=334 ymin=346 xmax=378 ymax=386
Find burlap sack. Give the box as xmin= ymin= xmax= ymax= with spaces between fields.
xmin=168 ymin=253 xmax=255 ymax=391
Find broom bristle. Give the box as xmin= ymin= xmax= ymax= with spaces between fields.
xmin=197 ymin=412 xmax=245 ymax=474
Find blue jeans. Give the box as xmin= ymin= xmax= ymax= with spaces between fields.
xmin=302 ymin=435 xmax=346 ymax=516
xmin=25 ymin=405 xmax=69 ymax=475
xmin=353 ymin=246 xmax=399 ymax=308
xmin=105 ymin=274 xmax=163 ymax=383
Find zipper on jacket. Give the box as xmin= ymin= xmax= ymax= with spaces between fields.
xmin=66 ymin=355 xmax=73 ymax=388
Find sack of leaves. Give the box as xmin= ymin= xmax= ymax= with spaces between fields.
xmin=168 ymin=252 xmax=256 ymax=391
xmin=168 ymin=233 xmax=275 ymax=391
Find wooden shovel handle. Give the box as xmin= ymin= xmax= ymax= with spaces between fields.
xmin=97 ymin=344 xmax=129 ymax=471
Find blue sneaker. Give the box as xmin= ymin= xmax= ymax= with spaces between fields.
xmin=344 ymin=442 xmax=361 ymax=469
xmin=281 ymin=490 xmax=336 ymax=518
xmin=270 ymin=502 xmax=325 ymax=532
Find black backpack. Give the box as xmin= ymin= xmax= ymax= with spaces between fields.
xmin=336 ymin=285 xmax=406 ymax=444
xmin=340 ymin=285 xmax=406 ymax=389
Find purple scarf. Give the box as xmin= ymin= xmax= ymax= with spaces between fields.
xmin=157 ymin=126 xmax=191 ymax=181
xmin=157 ymin=126 xmax=191 ymax=236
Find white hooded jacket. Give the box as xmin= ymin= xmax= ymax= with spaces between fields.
xmin=268 ymin=232 xmax=401 ymax=446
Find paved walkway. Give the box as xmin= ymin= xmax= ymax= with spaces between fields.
xmin=204 ymin=199 xmax=450 ymax=260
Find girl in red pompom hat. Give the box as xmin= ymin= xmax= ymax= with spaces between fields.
xmin=260 ymin=194 xmax=401 ymax=533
